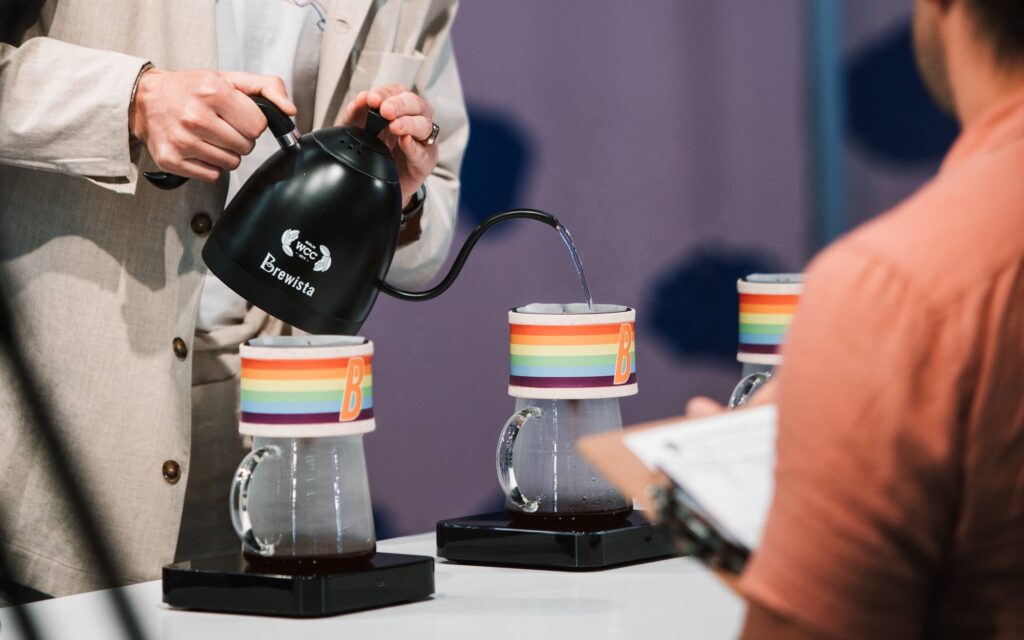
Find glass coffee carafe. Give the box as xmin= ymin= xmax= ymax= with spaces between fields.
xmin=730 ymin=274 xmax=802 ymax=407
xmin=497 ymin=304 xmax=638 ymax=529
xmin=229 ymin=336 xmax=377 ymax=572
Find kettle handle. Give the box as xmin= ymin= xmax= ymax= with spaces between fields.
xmin=143 ymin=95 xmax=298 ymax=190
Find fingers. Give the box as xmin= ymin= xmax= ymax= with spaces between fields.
xmin=184 ymin=110 xmax=255 ymax=156
xmin=180 ymin=158 xmax=223 ymax=183
xmin=340 ymin=85 xmax=439 ymax=204
xmin=685 ymin=396 xmax=726 ymax=418
xmin=365 ymin=84 xmax=408 ymax=110
xmin=185 ymin=138 xmax=241 ymax=172
xmin=220 ymin=71 xmax=297 ymax=115
xmin=343 ymin=90 xmax=369 ymax=121
xmin=217 ymin=89 xmax=268 ymax=140
xmin=389 ymin=115 xmax=433 ymax=141
xmin=152 ymin=128 xmax=240 ymax=182
xmin=380 ymin=91 xmax=433 ymax=121
xmin=139 ymin=69 xmax=296 ymax=186
xmin=217 ymin=71 xmax=296 ymax=140
xmin=748 ymin=379 xmax=778 ymax=406
xmin=396 ymin=133 xmax=437 ymax=206
xmin=344 ymin=85 xmax=410 ymax=131
xmin=344 ymin=86 xmax=434 ymax=140
xmin=397 ymin=133 xmax=434 ymax=166
xmin=156 ymin=155 xmax=221 ymax=183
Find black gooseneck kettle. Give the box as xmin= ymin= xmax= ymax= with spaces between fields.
xmin=145 ymin=97 xmax=559 ymax=334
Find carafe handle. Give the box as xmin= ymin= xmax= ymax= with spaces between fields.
xmin=496 ymin=407 xmax=542 ymax=513
xmin=728 ymin=370 xmax=773 ymax=408
xmin=229 ymin=444 xmax=280 ymax=556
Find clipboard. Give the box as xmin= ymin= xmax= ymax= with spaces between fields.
xmin=578 ymin=405 xmax=777 ymax=594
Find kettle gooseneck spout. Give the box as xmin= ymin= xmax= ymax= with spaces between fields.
xmin=379 ymin=209 xmax=561 ymax=301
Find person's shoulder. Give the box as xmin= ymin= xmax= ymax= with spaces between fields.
xmin=815 ymin=140 xmax=1024 ymax=310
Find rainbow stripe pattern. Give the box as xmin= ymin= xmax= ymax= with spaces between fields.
xmin=508 ymin=304 xmax=638 ymax=400
xmin=737 ymin=276 xmax=803 ymax=365
xmin=239 ymin=338 xmax=375 ymax=438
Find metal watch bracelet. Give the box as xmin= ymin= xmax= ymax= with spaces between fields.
xmin=400 ymin=185 xmax=426 ymax=230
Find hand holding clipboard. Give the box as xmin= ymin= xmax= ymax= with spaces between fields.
xmin=577 ymin=405 xmax=778 ymax=591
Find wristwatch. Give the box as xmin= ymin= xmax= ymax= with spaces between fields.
xmin=401 ymin=185 xmax=426 ymax=228
xmin=398 ymin=185 xmax=426 ymax=247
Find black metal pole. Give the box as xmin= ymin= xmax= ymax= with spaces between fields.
xmin=0 ymin=272 xmax=147 ymax=640
xmin=0 ymin=504 xmax=44 ymax=640
xmin=0 ymin=3 xmax=145 ymax=637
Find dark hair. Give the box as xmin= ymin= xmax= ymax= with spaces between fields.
xmin=0 ymin=0 xmax=43 ymax=44
xmin=967 ymin=0 xmax=1024 ymax=61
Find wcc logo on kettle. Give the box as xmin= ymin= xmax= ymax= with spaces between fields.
xmin=258 ymin=228 xmax=332 ymax=298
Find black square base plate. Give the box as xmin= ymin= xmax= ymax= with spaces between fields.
xmin=436 ymin=511 xmax=680 ymax=570
xmin=163 ymin=552 xmax=434 ymax=618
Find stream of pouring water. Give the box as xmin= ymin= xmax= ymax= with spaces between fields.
xmin=556 ymin=224 xmax=594 ymax=310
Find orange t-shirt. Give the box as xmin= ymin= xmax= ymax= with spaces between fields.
xmin=740 ymin=90 xmax=1024 ymax=639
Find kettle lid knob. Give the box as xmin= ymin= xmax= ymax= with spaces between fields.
xmin=309 ymin=107 xmax=399 ymax=183
xmin=364 ymin=108 xmax=389 ymax=138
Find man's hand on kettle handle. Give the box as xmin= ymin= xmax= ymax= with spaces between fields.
xmin=340 ymin=84 xmax=439 ymax=208
xmin=129 ymin=68 xmax=297 ymax=183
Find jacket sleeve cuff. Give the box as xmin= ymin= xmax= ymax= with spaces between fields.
xmin=0 ymin=37 xmax=151 ymax=193
xmin=385 ymin=174 xmax=458 ymax=290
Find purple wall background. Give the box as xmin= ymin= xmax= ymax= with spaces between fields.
xmin=359 ymin=1 xmax=811 ymax=537
xmin=844 ymin=1 xmax=952 ymax=227
xmin=355 ymin=1 xmax=947 ymax=538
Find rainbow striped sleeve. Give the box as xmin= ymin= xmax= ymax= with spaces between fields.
xmin=509 ymin=322 xmax=636 ymax=389
xmin=737 ymin=278 xmax=802 ymax=365
xmin=240 ymin=356 xmax=373 ymax=426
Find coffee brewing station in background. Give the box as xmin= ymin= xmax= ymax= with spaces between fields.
xmin=157 ymin=78 xmax=674 ymax=616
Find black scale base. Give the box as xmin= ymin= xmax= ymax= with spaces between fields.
xmin=162 ymin=552 xmax=434 ymax=618
xmin=436 ymin=511 xmax=680 ymax=570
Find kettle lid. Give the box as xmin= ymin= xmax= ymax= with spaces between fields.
xmin=311 ymin=108 xmax=399 ymax=183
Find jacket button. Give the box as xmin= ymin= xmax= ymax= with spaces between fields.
xmin=172 ymin=337 xmax=188 ymax=360
xmin=162 ymin=460 xmax=181 ymax=485
xmin=190 ymin=212 xmax=212 ymax=235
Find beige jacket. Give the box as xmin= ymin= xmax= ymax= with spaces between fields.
xmin=0 ymin=0 xmax=467 ymax=597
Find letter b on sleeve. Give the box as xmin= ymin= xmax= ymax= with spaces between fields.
xmin=613 ymin=324 xmax=634 ymax=385
xmin=340 ymin=357 xmax=365 ymax=421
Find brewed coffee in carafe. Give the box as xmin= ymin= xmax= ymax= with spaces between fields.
xmin=499 ymin=397 xmax=630 ymax=528
xmin=236 ymin=434 xmax=376 ymax=573
xmin=230 ymin=336 xmax=378 ymax=574
xmin=497 ymin=304 xmax=638 ymax=529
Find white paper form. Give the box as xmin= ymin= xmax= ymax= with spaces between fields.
xmin=623 ymin=405 xmax=777 ymax=550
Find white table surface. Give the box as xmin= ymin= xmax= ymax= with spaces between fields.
xmin=0 ymin=533 xmax=744 ymax=640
